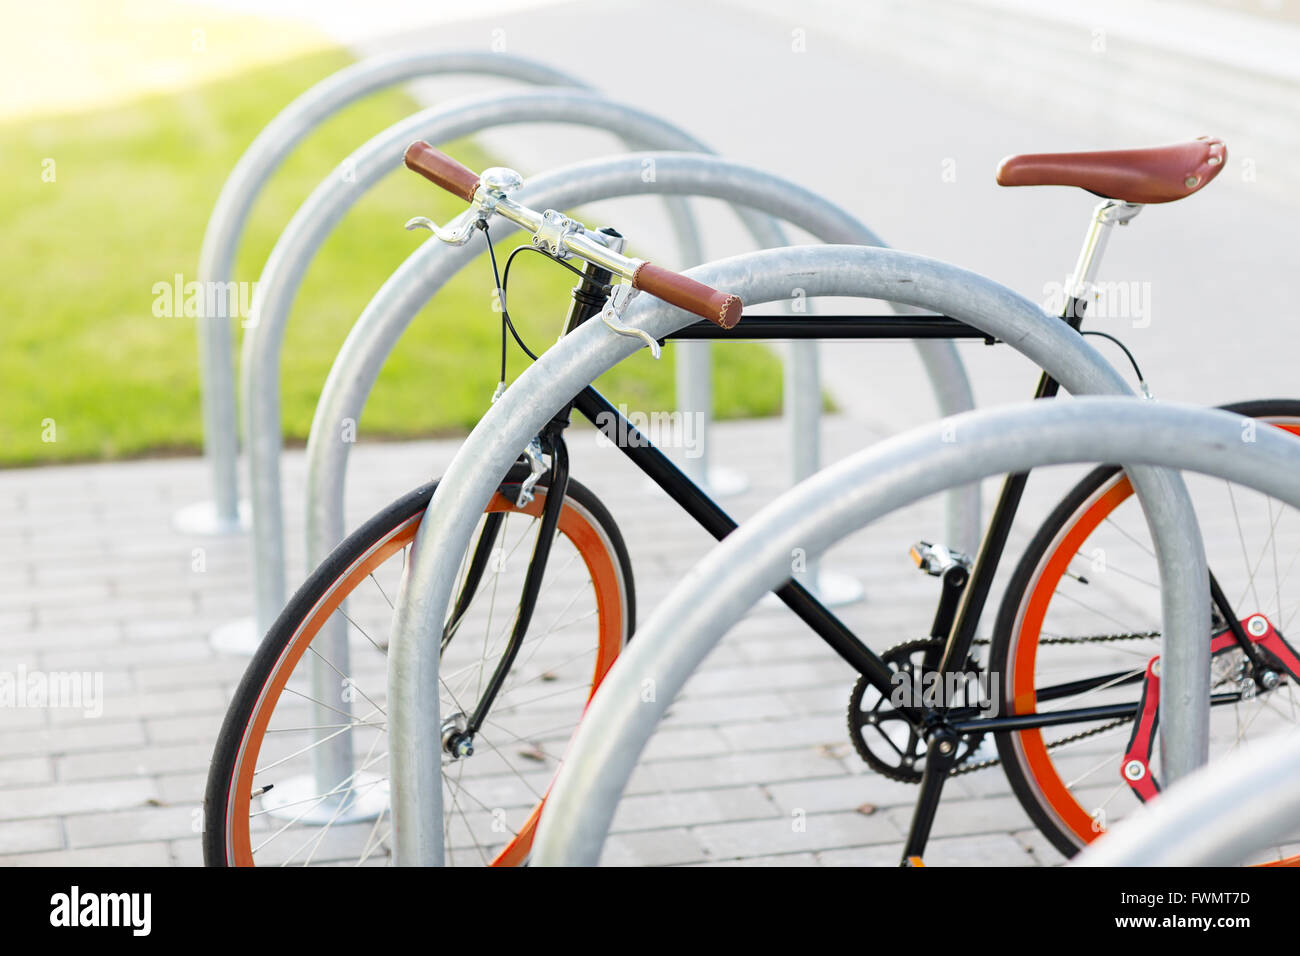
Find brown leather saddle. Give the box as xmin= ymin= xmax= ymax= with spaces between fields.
xmin=997 ymin=136 xmax=1226 ymax=204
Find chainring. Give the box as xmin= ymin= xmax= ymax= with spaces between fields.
xmin=846 ymin=638 xmax=987 ymax=783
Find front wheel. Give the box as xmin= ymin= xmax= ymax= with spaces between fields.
xmin=990 ymin=399 xmax=1300 ymax=864
xmin=204 ymin=466 xmax=634 ymax=866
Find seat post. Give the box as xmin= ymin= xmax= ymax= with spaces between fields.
xmin=1066 ymin=199 xmax=1144 ymax=305
xmin=933 ymin=197 xmax=1144 ymax=681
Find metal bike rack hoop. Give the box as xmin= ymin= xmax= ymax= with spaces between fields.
xmin=294 ymin=154 xmax=978 ymax=814
xmin=191 ymin=50 xmax=701 ymax=530
xmin=233 ymin=105 xmax=802 ymax=804
xmin=303 ymin=152 xmax=979 ymax=590
xmin=236 ymin=88 xmax=797 ymax=639
xmin=530 ymin=397 xmax=1300 ymax=865
xmin=384 ymin=244 xmax=1206 ymax=865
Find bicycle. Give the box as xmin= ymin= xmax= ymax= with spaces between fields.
xmin=528 ymin=396 xmax=1300 ymax=867
xmin=205 ymin=135 xmax=1300 ymax=866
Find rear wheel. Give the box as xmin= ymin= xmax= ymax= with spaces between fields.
xmin=991 ymin=399 xmax=1300 ymax=864
xmin=204 ymin=466 xmax=634 ymax=866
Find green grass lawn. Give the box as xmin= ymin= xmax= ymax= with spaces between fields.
xmin=0 ymin=47 xmax=782 ymax=467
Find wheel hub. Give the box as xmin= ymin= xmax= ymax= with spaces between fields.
xmin=441 ymin=712 xmax=474 ymax=760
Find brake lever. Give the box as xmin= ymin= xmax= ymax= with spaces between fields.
xmin=405 ymin=208 xmax=481 ymax=246
xmin=599 ymin=284 xmax=661 ymax=359
xmin=406 ymin=165 xmax=525 ymax=247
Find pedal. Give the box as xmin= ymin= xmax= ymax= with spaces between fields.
xmin=908 ymin=541 xmax=972 ymax=577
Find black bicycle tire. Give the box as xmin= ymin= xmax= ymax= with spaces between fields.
xmin=203 ymin=466 xmax=635 ymax=866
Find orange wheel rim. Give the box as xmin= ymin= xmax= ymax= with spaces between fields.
xmin=1008 ymin=420 xmax=1300 ymax=864
xmin=224 ymin=488 xmax=626 ymax=866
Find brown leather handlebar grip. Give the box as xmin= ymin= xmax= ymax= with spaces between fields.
xmin=403 ymin=141 xmax=480 ymax=203
xmin=632 ymin=262 xmax=743 ymax=329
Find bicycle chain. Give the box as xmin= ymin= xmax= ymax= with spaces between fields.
xmin=849 ymin=629 xmax=1169 ymax=778
xmin=955 ymin=663 xmax=1251 ymax=776
xmin=970 ymin=630 xmax=1161 ymax=648
xmin=952 ymin=622 xmax=1268 ymax=776
xmin=952 ymin=630 xmax=1160 ymax=775
xmin=952 ymin=718 xmax=1133 ymax=776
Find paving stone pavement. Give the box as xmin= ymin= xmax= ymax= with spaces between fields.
xmin=0 ymin=409 xmax=1110 ymax=867
xmin=7 ymin=0 xmax=1294 ymax=869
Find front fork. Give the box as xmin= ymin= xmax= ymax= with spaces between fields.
xmin=441 ymin=241 xmax=615 ymax=759
xmin=443 ymin=429 xmax=572 ymax=758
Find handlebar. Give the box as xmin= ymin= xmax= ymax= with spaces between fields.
xmin=403 ymin=140 xmax=743 ymax=329
xmin=404 ymin=141 xmax=480 ymax=203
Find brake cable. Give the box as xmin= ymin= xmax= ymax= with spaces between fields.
xmin=480 ymin=221 xmax=612 ymax=377
xmin=1080 ymin=329 xmax=1151 ymax=397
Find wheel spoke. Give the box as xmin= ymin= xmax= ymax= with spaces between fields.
xmin=997 ymin=427 xmax=1300 ymax=857
xmin=213 ymin=481 xmax=629 ymax=867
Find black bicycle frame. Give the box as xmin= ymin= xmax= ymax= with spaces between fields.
xmin=555 ymin=297 xmax=1184 ymax=731
xmin=571 ymin=385 xmax=895 ymax=691
xmin=489 ymin=258 xmax=1256 ymax=863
